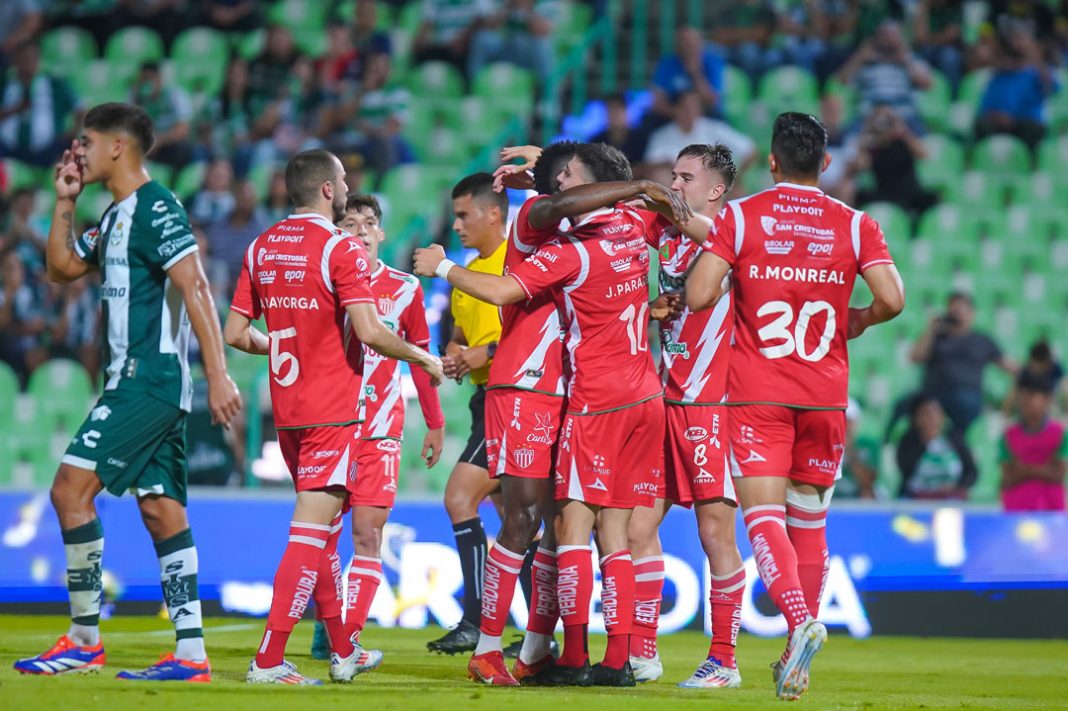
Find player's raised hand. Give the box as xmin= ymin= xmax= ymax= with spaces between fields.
xmin=208 ymin=373 xmax=243 ymax=429
xmin=413 ymin=244 xmax=447 ymax=278
xmin=422 ymin=427 xmax=444 ymax=468
xmin=639 ymin=180 xmax=693 ymax=224
xmin=492 ymin=164 xmax=534 ymax=192
xmin=499 ymin=145 xmax=543 ymax=170
xmin=54 ymin=141 xmax=84 ymax=200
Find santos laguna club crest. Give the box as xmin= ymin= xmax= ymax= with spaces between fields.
xmin=512 ymin=446 xmax=535 ymax=469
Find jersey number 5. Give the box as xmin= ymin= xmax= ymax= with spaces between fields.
xmin=269 ymin=327 xmax=300 ymax=387
xmin=756 ymin=300 xmax=835 ymax=362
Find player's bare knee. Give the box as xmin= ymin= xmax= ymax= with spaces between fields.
xmin=137 ymin=496 xmax=187 ymax=541
xmin=50 ymin=467 xmax=93 ymax=521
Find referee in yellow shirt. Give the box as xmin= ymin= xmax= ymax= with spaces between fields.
xmin=428 ymin=173 xmax=508 ymax=653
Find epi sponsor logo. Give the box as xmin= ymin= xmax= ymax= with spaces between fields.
xmin=284 ymin=270 xmax=305 ymax=282
xmin=807 ymin=242 xmax=833 ymax=257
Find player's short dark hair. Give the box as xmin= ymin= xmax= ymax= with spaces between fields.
xmin=346 ymin=192 xmax=382 ymax=221
xmin=1017 ymin=369 xmax=1054 ymax=395
xmin=83 ymin=102 xmax=155 ymax=154
xmin=575 ymin=142 xmax=632 ymax=182
xmin=771 ymin=112 xmax=828 ymax=178
xmin=285 ymin=149 xmax=341 ymax=207
xmin=532 ymin=140 xmax=582 ymax=196
xmin=677 ymin=143 xmax=738 ymax=191
xmin=452 ymin=172 xmax=509 ymax=215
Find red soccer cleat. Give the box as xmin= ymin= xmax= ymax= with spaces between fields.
xmin=512 ymin=653 xmax=554 ymax=684
xmin=468 ymin=651 xmax=519 ymax=686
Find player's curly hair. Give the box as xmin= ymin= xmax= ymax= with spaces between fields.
xmin=346 ymin=193 xmax=382 ymax=221
xmin=677 ymin=144 xmax=738 ymax=191
xmin=83 ymin=102 xmax=155 ymax=154
xmin=532 ymin=140 xmax=582 ymax=196
xmin=576 ymin=142 xmax=633 ymax=183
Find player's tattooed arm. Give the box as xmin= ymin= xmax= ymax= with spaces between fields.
xmin=413 ymin=245 xmax=525 ymax=306
xmin=46 ymin=143 xmax=95 ymax=283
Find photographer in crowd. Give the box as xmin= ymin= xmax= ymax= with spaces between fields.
xmin=910 ymin=293 xmax=1017 ymax=433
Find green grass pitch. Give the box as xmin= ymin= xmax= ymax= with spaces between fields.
xmin=0 ymin=615 xmax=1064 ymax=709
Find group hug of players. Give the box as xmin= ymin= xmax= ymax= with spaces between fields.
xmin=16 ymin=101 xmax=903 ymax=701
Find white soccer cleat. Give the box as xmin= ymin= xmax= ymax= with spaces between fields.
xmin=775 ymin=618 xmax=827 ymax=701
xmin=628 ymin=653 xmax=663 ymax=683
xmin=246 ymin=659 xmax=323 ymax=685
xmin=330 ymin=643 xmax=384 ymax=682
xmin=678 ymin=656 xmax=742 ymax=689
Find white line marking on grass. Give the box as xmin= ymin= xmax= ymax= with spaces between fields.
xmin=107 ymin=623 xmax=259 ymax=638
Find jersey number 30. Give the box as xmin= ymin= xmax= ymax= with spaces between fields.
xmin=756 ymin=300 xmax=835 ymax=362
xmin=269 ymin=327 xmax=300 ymax=387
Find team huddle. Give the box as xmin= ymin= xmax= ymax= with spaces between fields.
xmin=15 ymin=102 xmax=904 ymax=701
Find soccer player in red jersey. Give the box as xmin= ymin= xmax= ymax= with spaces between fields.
xmin=307 ymin=193 xmax=447 ymax=666
xmin=464 ymin=141 xmax=582 ymax=686
xmin=687 ymin=113 xmax=905 ymax=700
xmin=625 ymin=144 xmax=747 ymax=689
xmin=224 ymin=150 xmax=443 ymax=685
xmin=416 ymin=143 xmax=692 ymax=687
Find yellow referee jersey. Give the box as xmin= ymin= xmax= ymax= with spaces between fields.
xmin=450 ymin=240 xmax=506 ymax=385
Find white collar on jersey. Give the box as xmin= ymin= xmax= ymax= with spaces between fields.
xmin=286 ymin=212 xmax=338 ymax=232
xmin=774 ymin=181 xmax=824 ymax=194
xmin=371 ymin=260 xmax=385 ymax=278
xmin=568 ymin=207 xmax=615 ymax=230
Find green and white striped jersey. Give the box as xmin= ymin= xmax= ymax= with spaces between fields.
xmin=73 ymin=180 xmax=199 ymax=412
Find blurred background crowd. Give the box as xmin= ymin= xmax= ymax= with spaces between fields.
xmin=0 ymin=0 xmax=1065 ymax=510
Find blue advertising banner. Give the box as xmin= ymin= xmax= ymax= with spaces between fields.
xmin=1 ymin=492 xmax=1066 ymax=638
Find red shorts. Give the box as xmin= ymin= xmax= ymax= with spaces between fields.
xmin=664 ymin=404 xmax=736 ymax=507
xmin=555 ymin=397 xmax=665 ymax=508
xmin=485 ymin=388 xmax=566 ymax=479
xmin=727 ymin=404 xmax=846 ymax=488
xmin=349 ymin=437 xmax=401 ymax=508
xmin=278 ymin=424 xmax=359 ymax=493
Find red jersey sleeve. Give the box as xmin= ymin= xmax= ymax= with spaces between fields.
xmin=857 ymin=212 xmax=894 ymax=272
xmin=400 ymin=283 xmax=431 ymax=347
xmin=514 ymin=195 xmax=558 ymax=250
xmin=328 ymin=236 xmax=374 ymax=306
xmin=628 ymin=207 xmax=670 ymax=248
xmin=229 ymin=249 xmax=260 ymax=319
xmin=703 ymin=205 xmax=738 ymax=265
xmin=507 ymin=238 xmax=581 ymax=300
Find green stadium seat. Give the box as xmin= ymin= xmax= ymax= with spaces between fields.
xmin=473 ymin=63 xmax=535 ymax=118
xmin=292 ymin=26 xmax=329 ymax=59
xmin=75 ymin=184 xmax=116 ymax=226
xmin=861 ymin=202 xmax=911 ymax=252
xmin=1037 ymin=135 xmax=1068 ymax=175
xmin=27 ymin=359 xmax=94 ymax=434
xmin=822 ymin=76 xmax=856 ymax=125
xmin=0 ymin=361 xmax=18 ymax=428
xmin=2 ymin=159 xmax=44 ymax=193
xmin=916 ymin=69 xmax=952 ymax=132
xmin=72 ymin=59 xmax=134 ymax=105
xmin=915 ymin=204 xmax=980 ymax=242
xmin=173 ymin=161 xmax=208 ymax=200
xmin=756 ymin=66 xmax=819 ymax=116
xmin=146 ymin=161 xmax=173 ymax=188
xmin=945 ymin=170 xmax=1005 ymax=210
xmin=411 ymin=124 xmax=468 ymax=167
xmin=405 ymin=61 xmax=465 ymax=102
xmin=380 ymin=165 xmax=454 ymax=234
xmin=456 ymin=96 xmax=498 ymax=147
xmin=171 ymin=27 xmax=229 ymax=96
xmin=397 ymin=2 xmax=423 ymax=34
xmin=722 ymin=64 xmax=752 ymax=126
xmin=971 ymin=134 xmax=1031 ymax=175
xmin=916 ymin=134 xmax=964 ymax=192
xmin=104 ymin=26 xmax=165 ymax=67
xmin=269 ymin=0 xmax=330 ymax=30
xmin=233 ymin=29 xmax=265 ymax=60
xmin=40 ymin=26 xmax=99 ymax=79
xmin=948 ymin=69 xmax=989 ymax=135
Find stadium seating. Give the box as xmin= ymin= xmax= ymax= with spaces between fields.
xmin=473 ymin=63 xmax=536 ymax=120
xmin=27 ymin=359 xmax=94 ymax=434
xmin=170 ymin=27 xmax=229 ymax=97
xmin=40 ymin=26 xmax=98 ymax=80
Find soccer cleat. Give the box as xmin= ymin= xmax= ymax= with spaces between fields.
xmin=678 ymin=656 xmax=742 ymax=689
xmin=512 ymin=653 xmax=553 ymax=684
xmin=527 ymin=660 xmax=594 ymax=687
xmin=115 ymin=654 xmax=211 ymax=682
xmin=468 ymin=651 xmax=519 ymax=686
xmin=13 ymin=635 xmax=106 ymax=675
xmin=590 ymin=661 xmax=636 ymax=687
xmin=426 ymin=619 xmax=479 ymax=655
xmin=310 ymin=620 xmax=330 ymax=660
xmin=246 ymin=659 xmax=324 ymax=685
xmin=629 ymin=653 xmax=663 ymax=683
xmin=776 ymin=618 xmax=827 ymax=701
xmin=330 ymin=642 xmax=383 ymax=682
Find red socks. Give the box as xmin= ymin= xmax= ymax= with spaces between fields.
xmin=630 ymin=555 xmax=663 ymax=659
xmin=743 ymin=505 xmax=809 ymax=633
xmin=555 ymin=545 xmax=592 ymax=668
xmin=479 ymin=544 xmax=525 ymax=637
xmin=256 ymin=521 xmax=331 ymax=668
xmin=314 ymin=514 xmax=353 ymax=657
xmin=786 ymin=491 xmax=830 ymax=617
xmin=599 ymin=549 xmax=634 ymax=669
xmin=708 ymin=565 xmax=745 ymax=667
xmin=344 ymin=555 xmax=383 ymax=642
xmin=526 ymin=547 xmax=558 ymax=636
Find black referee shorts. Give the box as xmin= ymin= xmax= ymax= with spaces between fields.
xmin=458 ymin=385 xmax=488 ymax=469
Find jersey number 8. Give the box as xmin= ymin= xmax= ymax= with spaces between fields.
xmin=756 ymin=300 xmax=836 ymax=363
